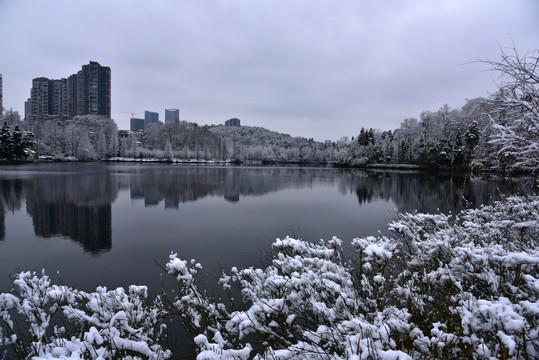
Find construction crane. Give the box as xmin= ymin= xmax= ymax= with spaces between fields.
xmin=118 ymin=112 xmax=137 ymax=118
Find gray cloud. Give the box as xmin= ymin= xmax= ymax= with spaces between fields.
xmin=1 ymin=0 xmax=537 ymax=140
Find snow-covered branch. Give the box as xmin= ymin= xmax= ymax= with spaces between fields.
xmin=481 ymin=46 xmax=539 ymax=172
xmin=1 ymin=196 xmax=538 ymax=359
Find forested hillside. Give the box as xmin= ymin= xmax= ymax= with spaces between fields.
xmin=1 ymin=47 xmax=536 ymax=173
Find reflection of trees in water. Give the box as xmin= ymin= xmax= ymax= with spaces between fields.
xmin=126 ymin=167 xmax=339 ymax=207
xmin=0 ymin=164 xmax=535 ymax=251
xmin=338 ymin=170 xmax=536 ymax=215
xmin=0 ymin=179 xmax=25 ymax=241
xmin=0 ymin=202 xmax=3 ymax=241
xmin=23 ymin=173 xmax=118 ymax=255
xmin=128 ymin=166 xmax=531 ymax=218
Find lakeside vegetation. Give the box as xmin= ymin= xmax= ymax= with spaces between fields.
xmin=1 ymin=195 xmax=537 ymax=359
xmin=1 ymin=47 xmax=538 ymax=175
xmin=0 ymin=46 xmax=537 ymax=359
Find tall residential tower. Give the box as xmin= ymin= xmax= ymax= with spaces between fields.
xmin=76 ymin=61 xmax=111 ymax=117
xmin=0 ymin=73 xmax=3 ymax=113
xmin=26 ymin=61 xmax=111 ymax=121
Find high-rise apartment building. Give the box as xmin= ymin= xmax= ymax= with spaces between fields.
xmin=144 ymin=111 xmax=159 ymax=129
xmin=0 ymin=73 xmax=3 ymax=112
xmin=77 ymin=61 xmax=111 ymax=117
xmin=51 ymin=78 xmax=68 ymax=117
xmin=165 ymin=108 xmax=179 ymax=123
xmin=26 ymin=77 xmax=68 ymax=121
xmin=26 ymin=61 xmax=111 ymax=121
xmin=29 ymin=77 xmax=50 ymax=120
xmin=24 ymin=100 xmax=32 ymax=120
xmin=67 ymin=74 xmax=78 ymax=119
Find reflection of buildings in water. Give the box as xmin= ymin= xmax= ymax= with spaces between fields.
xmin=2 ymin=166 xmax=536 ymax=249
xmin=28 ymin=202 xmax=112 ymax=254
xmin=130 ymin=187 xmax=144 ymax=199
xmin=80 ymin=165 xmax=536 ymax=220
xmin=126 ymin=167 xmax=338 ymax=209
xmin=0 ymin=203 xmax=4 ymax=241
xmin=23 ymin=173 xmax=118 ymax=255
xmin=128 ymin=168 xmax=220 ymax=209
xmin=165 ymin=198 xmax=179 ymax=209
xmin=131 ymin=186 xmax=162 ymax=207
xmin=144 ymin=197 xmax=159 ymax=207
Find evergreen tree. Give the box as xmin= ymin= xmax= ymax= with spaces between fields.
xmin=22 ymin=132 xmax=36 ymax=156
xmin=368 ymin=128 xmax=376 ymax=145
xmin=358 ymin=127 xmax=367 ymax=146
xmin=0 ymin=122 xmax=13 ymax=159
xmin=11 ymin=125 xmax=25 ymax=159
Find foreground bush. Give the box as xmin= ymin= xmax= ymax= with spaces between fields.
xmin=1 ymin=196 xmax=538 ymax=359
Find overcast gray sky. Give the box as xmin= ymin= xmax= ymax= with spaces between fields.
xmin=1 ymin=0 xmax=537 ymax=140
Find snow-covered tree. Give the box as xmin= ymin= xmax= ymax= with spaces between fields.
xmin=0 ymin=109 xmax=22 ymax=128
xmin=210 ymin=125 xmax=338 ymax=163
xmin=0 ymin=122 xmax=34 ymax=160
xmin=96 ymin=128 xmax=108 ymax=159
xmin=10 ymin=125 xmax=24 ymax=159
xmin=164 ymin=138 xmax=173 ymax=161
xmin=127 ymin=132 xmax=138 ymax=158
xmin=0 ymin=122 xmax=12 ymax=159
xmin=30 ymin=115 xmax=119 ymax=160
xmin=481 ymin=46 xmax=539 ymax=172
xmin=119 ymin=136 xmax=128 ymax=158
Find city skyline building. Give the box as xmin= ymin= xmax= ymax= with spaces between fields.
xmin=144 ymin=110 xmax=159 ymax=129
xmin=28 ymin=77 xmax=50 ymax=120
xmin=225 ymin=118 xmax=241 ymax=127
xmin=26 ymin=77 xmax=68 ymax=121
xmin=25 ymin=61 xmax=111 ymax=121
xmin=130 ymin=117 xmax=144 ymax=131
xmin=77 ymin=61 xmax=111 ymax=117
xmin=24 ymin=99 xmax=32 ymax=119
xmin=51 ymin=78 xmax=68 ymax=117
xmin=165 ymin=108 xmax=179 ymax=123
xmin=67 ymin=74 xmax=78 ymax=119
xmin=0 ymin=73 xmax=3 ymax=112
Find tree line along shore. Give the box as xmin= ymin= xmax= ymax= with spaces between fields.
xmin=1 ymin=47 xmax=538 ymax=176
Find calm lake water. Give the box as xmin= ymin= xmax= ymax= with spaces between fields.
xmin=0 ymin=162 xmax=535 ymax=294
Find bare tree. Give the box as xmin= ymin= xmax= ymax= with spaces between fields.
xmin=481 ymin=45 xmax=539 ymax=172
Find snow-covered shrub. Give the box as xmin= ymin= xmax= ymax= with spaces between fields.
xmin=386 ymin=195 xmax=539 ymax=359
xmin=0 ymin=271 xmax=170 ymax=359
xmin=165 ymin=254 xmax=228 ymax=338
xmin=218 ymin=236 xmax=417 ymax=359
xmin=214 ymin=196 xmax=538 ymax=359
xmin=1 ymin=195 xmax=537 ymax=359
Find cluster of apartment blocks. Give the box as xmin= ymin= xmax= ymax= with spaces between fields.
xmin=130 ymin=108 xmax=180 ymax=131
xmin=4 ymin=64 xmax=240 ymax=131
xmin=25 ymin=61 xmax=111 ymax=121
xmin=0 ymin=73 xmax=3 ymax=112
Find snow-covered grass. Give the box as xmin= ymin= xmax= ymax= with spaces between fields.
xmin=1 ymin=196 xmax=538 ymax=359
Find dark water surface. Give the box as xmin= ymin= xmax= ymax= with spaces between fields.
xmin=0 ymin=163 xmax=534 ymax=293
